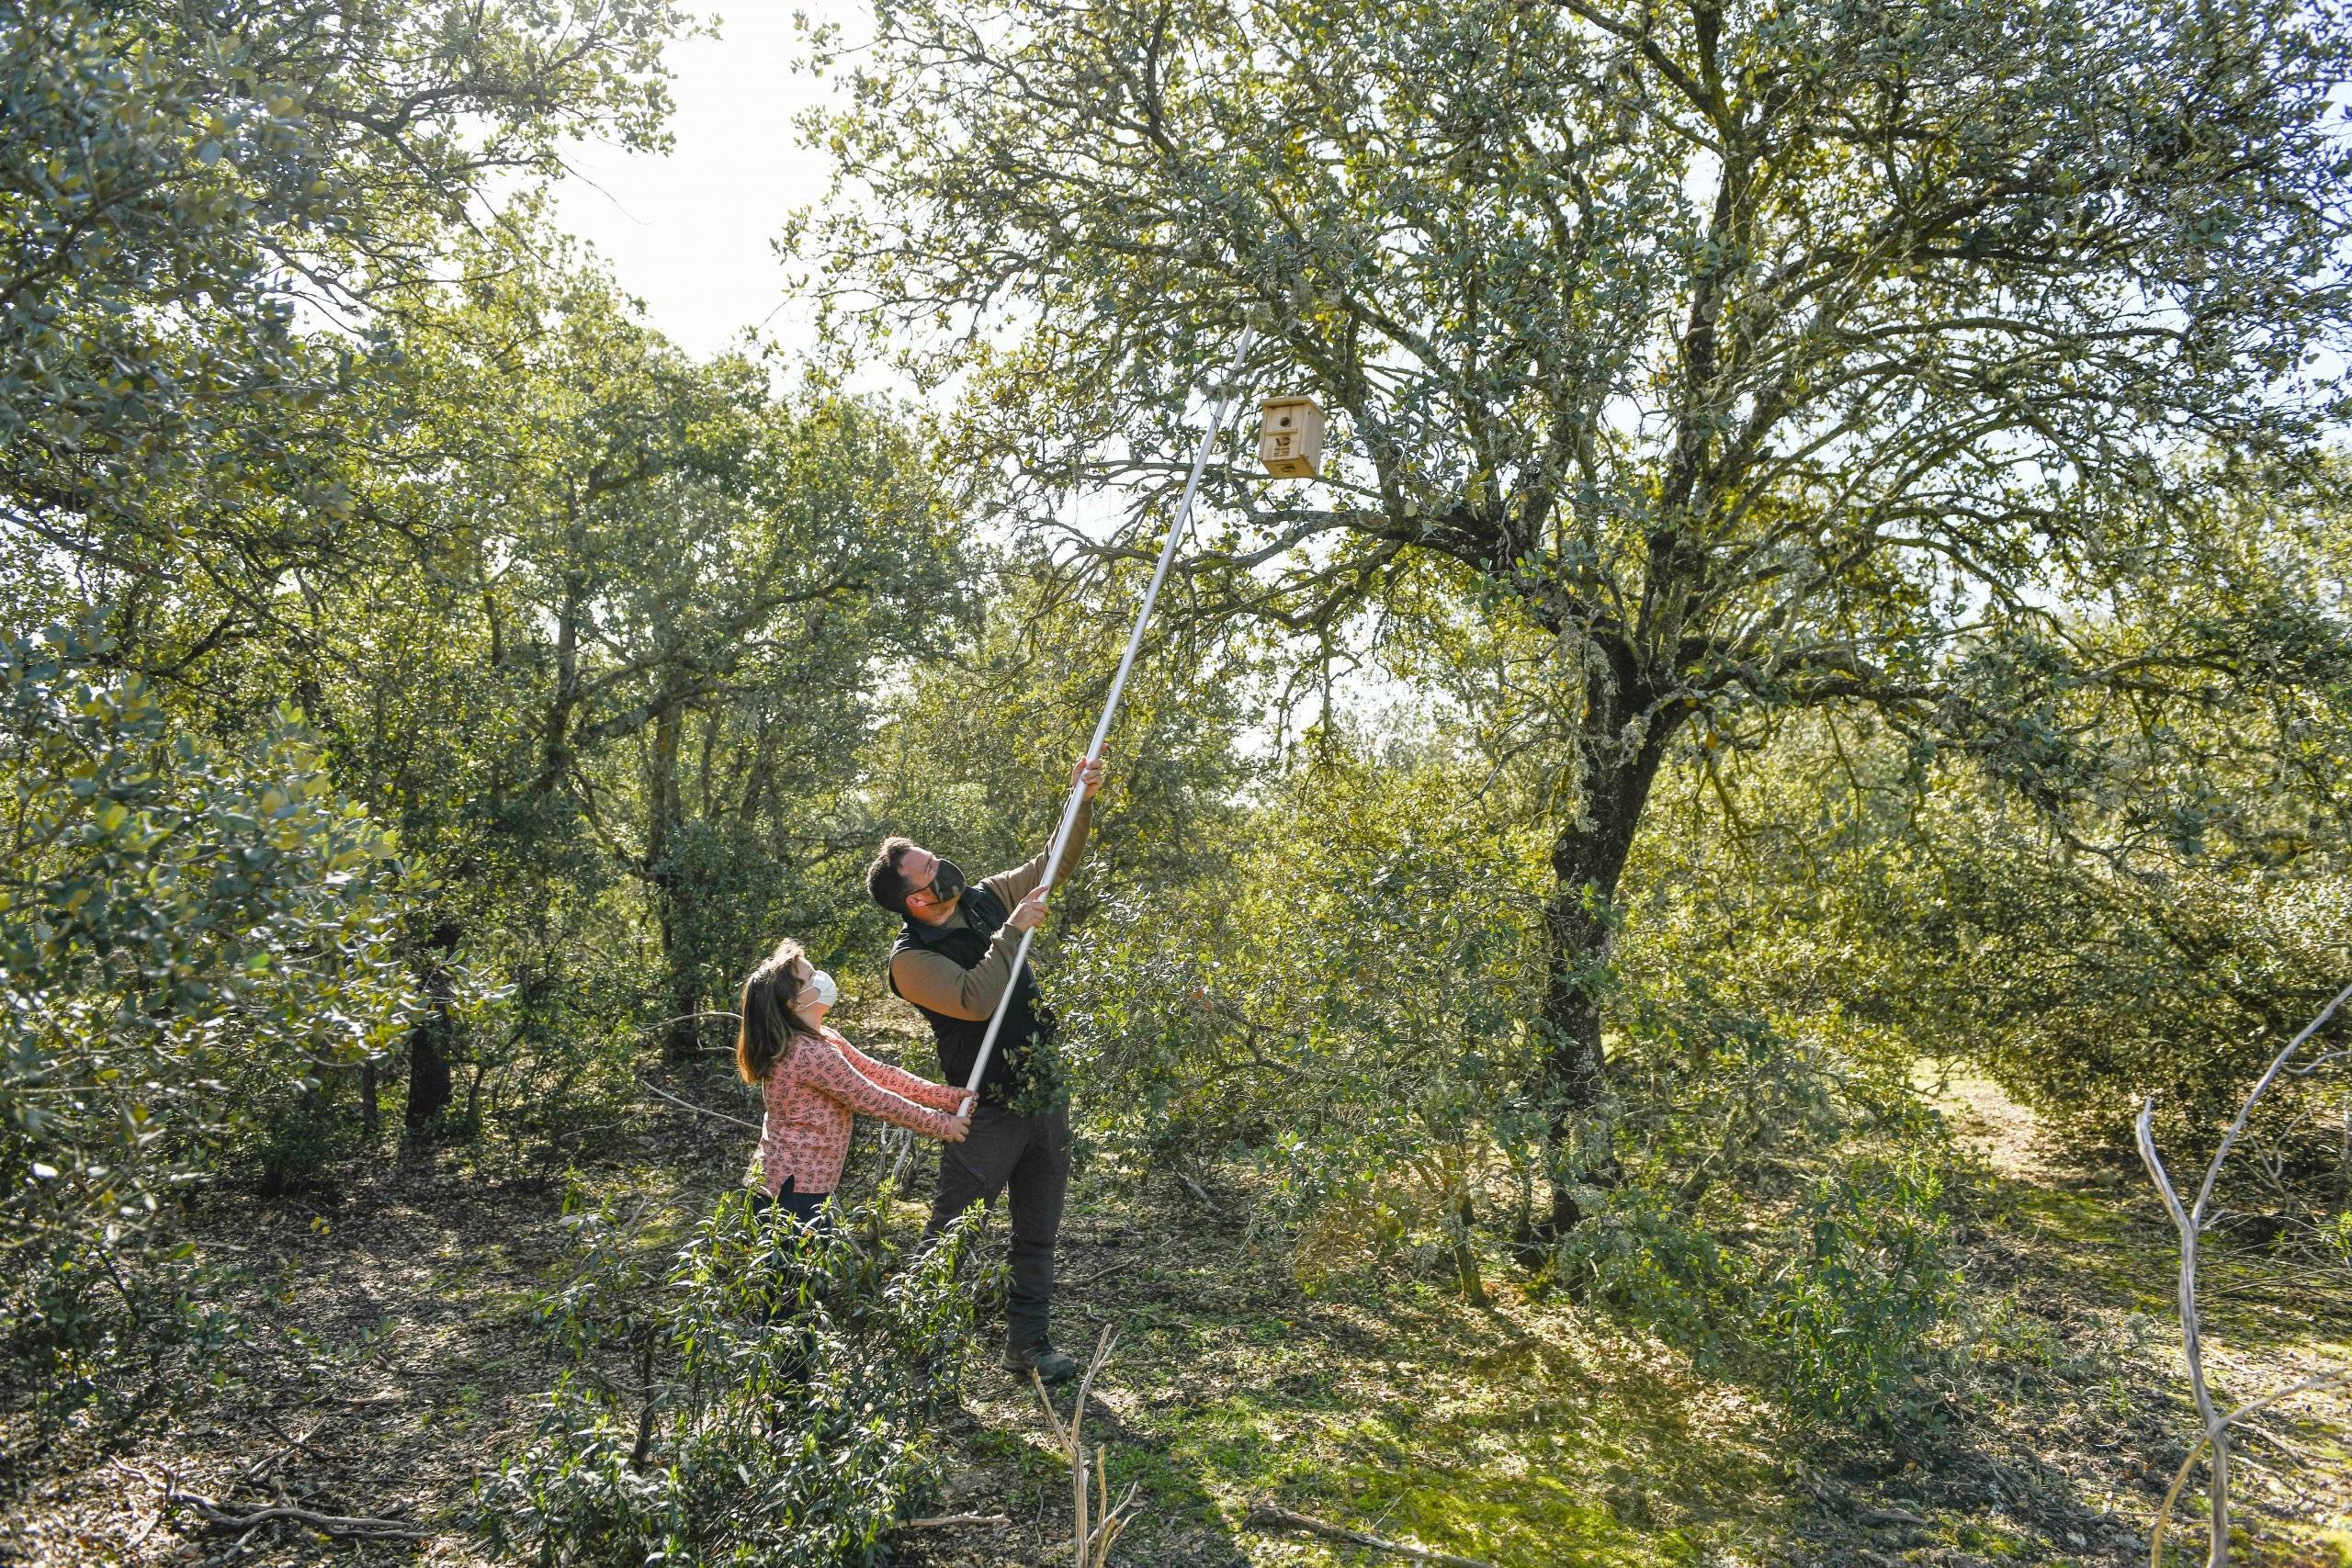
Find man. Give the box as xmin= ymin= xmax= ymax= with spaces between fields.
xmin=864 ymin=753 xmax=1104 ymax=1383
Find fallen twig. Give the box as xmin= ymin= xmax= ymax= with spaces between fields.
xmin=899 ymin=1511 xmax=1014 ymax=1529
xmin=236 ymin=1416 xmax=324 ymax=1486
xmin=2237 ymin=1418 xmax=2320 ymax=1472
xmin=195 ymin=1519 xmax=266 ymax=1568
xmin=1071 ymin=1254 xmax=1138 ymax=1288
xmin=173 ymin=1485 xmax=428 ymax=1541
xmin=1175 ymin=1172 xmax=1229 ymax=1217
xmin=638 ymin=1077 xmax=761 ymax=1132
xmin=1245 ymin=1502 xmax=1500 ymax=1568
xmin=107 ymin=1459 xmax=165 ymax=1550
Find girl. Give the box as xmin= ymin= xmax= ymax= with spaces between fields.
xmin=734 ymin=938 xmax=971 ymax=1226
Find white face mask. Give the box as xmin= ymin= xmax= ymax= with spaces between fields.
xmin=805 ymin=969 xmax=839 ymax=1010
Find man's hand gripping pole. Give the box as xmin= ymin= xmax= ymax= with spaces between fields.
xmin=960 ymin=327 xmax=1261 ymax=1099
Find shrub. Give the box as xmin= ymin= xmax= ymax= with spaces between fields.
xmin=1059 ymin=747 xmax=1543 ymax=1296
xmin=1755 ymin=1153 xmax=1965 ymax=1427
xmin=481 ymin=1189 xmax=989 ymax=1566
xmin=0 ymin=620 xmax=415 ymax=1413
xmin=1562 ymin=989 xmax=1976 ymax=1429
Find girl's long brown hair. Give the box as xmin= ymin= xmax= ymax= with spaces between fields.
xmin=735 ymin=938 xmax=815 ymax=1085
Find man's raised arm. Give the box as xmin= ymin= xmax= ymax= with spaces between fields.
xmin=978 ymin=752 xmax=1103 ymax=909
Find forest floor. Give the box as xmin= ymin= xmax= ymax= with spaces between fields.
xmin=6 ymin=1009 xmax=2348 ymax=1567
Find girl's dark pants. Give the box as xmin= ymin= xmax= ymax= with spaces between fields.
xmin=750 ymin=1178 xmax=831 ymax=1233
xmin=923 ymin=1104 xmax=1070 ymax=1355
xmin=750 ymin=1179 xmax=831 ymax=1379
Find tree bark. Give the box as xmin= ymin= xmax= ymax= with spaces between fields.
xmin=1529 ymin=649 xmax=1686 ymax=1247
xmin=404 ymin=922 xmax=460 ymax=1130
xmin=644 ymin=697 xmax=700 ymax=1062
xmin=536 ymin=566 xmax=584 ymax=796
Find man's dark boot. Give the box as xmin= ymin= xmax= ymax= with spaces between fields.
xmin=1005 ymin=1338 xmax=1080 ymax=1384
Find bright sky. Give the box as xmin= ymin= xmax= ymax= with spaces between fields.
xmin=545 ymin=3 xmax=1436 ymax=744
xmin=549 ymin=4 xmax=854 ymax=363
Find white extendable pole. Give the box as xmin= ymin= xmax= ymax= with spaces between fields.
xmin=961 ymin=327 xmax=1259 ymax=1098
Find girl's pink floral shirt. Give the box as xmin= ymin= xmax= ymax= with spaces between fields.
xmin=752 ymin=1025 xmax=965 ymax=1197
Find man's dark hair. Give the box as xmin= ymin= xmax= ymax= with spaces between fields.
xmin=865 ymin=836 xmax=919 ymax=914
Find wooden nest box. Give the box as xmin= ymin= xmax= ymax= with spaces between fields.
xmin=1258 ymin=395 xmax=1324 ymax=478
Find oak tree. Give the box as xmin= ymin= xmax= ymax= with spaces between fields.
xmin=802 ymin=0 xmax=2352 ymax=1238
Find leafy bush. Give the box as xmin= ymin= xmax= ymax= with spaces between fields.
xmin=1565 ymin=1145 xmax=1970 ymax=1428
xmin=1056 ymin=728 xmax=1984 ymax=1400
xmin=1558 ymin=1181 xmax=1733 ymax=1362
xmin=1061 ymin=746 xmax=1542 ymax=1292
xmin=1904 ymin=816 xmax=2352 ymax=1145
xmin=0 ymin=620 xmax=416 ymax=1411
xmin=1617 ymin=682 xmax=2352 ymax=1153
xmin=481 ymin=1190 xmax=989 ymax=1566
xmin=2322 ymin=1210 xmax=2352 ymax=1270
xmin=1561 ymin=987 xmax=1977 ymax=1428
xmin=1756 ymin=1153 xmax=1965 ymax=1427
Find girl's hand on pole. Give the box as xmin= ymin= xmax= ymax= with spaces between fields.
xmin=1072 ymin=751 xmax=1107 ymax=799
xmin=943 ymin=1111 xmax=971 ymax=1143
xmin=1009 ymin=886 xmax=1050 ymax=931
xmin=957 ymin=1091 xmax=978 ymax=1118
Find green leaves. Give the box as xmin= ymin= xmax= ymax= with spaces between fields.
xmin=0 ymin=617 xmax=418 ymax=1410
xmin=1059 ymin=738 xmax=1544 ymax=1289
xmin=3 ymin=0 xmax=695 ymax=584
xmin=800 ymin=2 xmax=2352 ymax=1224
xmin=340 ymin=240 xmax=980 ymax=1066
xmin=1758 ymin=1153 xmax=1965 ymax=1428
xmin=807 ymin=0 xmax=2352 ymax=787
xmin=481 ymin=1191 xmax=988 ymax=1564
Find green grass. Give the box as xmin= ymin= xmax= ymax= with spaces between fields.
xmin=993 ymin=1226 xmax=1800 ymax=1568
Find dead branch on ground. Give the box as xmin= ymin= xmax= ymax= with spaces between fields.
xmin=1245 ymin=1501 xmax=1502 ymax=1568
xmin=638 ymin=1076 xmax=762 ymax=1132
xmin=171 ymin=1483 xmax=428 ymax=1541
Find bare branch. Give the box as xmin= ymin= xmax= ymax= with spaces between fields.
xmin=1246 ymin=1502 xmax=1503 ymax=1568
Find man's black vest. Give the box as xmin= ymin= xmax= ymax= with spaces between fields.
xmin=889 ymin=882 xmax=1056 ymax=1107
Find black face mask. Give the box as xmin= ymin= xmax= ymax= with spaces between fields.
xmin=915 ymin=856 xmax=966 ymax=908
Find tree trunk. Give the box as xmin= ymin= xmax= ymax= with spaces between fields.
xmin=536 ymin=569 xmax=584 ymax=795
xmin=645 ymin=698 xmax=701 ymax=1062
xmin=406 ymin=1010 xmax=454 ymax=1129
xmin=405 ymin=922 xmax=461 ymax=1131
xmin=1527 ymin=656 xmax=1686 ymax=1251
xmin=1448 ymin=1186 xmax=1486 ymax=1305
